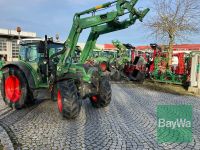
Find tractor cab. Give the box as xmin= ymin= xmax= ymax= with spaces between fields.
xmin=19 ymin=38 xmax=63 ymax=84
xmin=19 ymin=38 xmax=63 ymax=62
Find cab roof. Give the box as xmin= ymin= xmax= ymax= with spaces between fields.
xmin=19 ymin=37 xmax=63 ymax=45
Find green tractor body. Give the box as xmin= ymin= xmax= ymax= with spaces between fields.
xmin=88 ymin=49 xmax=117 ymax=68
xmin=0 ymin=59 xmax=5 ymax=79
xmin=1 ymin=0 xmax=149 ymax=119
xmin=86 ymin=49 xmax=120 ymax=80
xmin=93 ymin=51 xmax=117 ymax=64
xmin=1 ymin=38 xmax=63 ymax=92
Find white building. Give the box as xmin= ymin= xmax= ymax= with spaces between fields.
xmin=0 ymin=28 xmax=36 ymax=61
xmin=77 ymin=43 xmax=104 ymax=50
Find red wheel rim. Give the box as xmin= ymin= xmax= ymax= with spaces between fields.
xmin=100 ymin=63 xmax=107 ymax=72
xmin=91 ymin=96 xmax=98 ymax=103
xmin=5 ymin=75 xmax=21 ymax=103
xmin=57 ymin=90 xmax=63 ymax=112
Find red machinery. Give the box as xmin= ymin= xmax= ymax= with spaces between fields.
xmin=173 ymin=53 xmax=185 ymax=75
xmin=148 ymin=43 xmax=191 ymax=85
xmin=124 ymin=54 xmax=146 ymax=82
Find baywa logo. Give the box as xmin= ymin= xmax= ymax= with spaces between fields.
xmin=158 ymin=118 xmax=191 ymax=129
xmin=157 ymin=105 xmax=192 ymax=143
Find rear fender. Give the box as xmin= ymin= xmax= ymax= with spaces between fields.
xmin=1 ymin=61 xmax=39 ymax=89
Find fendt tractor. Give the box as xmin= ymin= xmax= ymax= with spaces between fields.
xmin=1 ymin=0 xmax=149 ymax=119
xmin=86 ymin=49 xmax=120 ymax=81
xmin=88 ymin=49 xmax=118 ymax=68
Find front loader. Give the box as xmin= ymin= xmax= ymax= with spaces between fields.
xmin=1 ymin=0 xmax=149 ymax=119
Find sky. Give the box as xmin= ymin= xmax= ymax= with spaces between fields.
xmin=0 ymin=0 xmax=200 ymax=46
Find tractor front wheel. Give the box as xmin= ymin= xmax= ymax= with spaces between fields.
xmin=90 ymin=77 xmax=112 ymax=108
xmin=1 ymin=67 xmax=33 ymax=109
xmin=57 ymin=80 xmax=82 ymax=119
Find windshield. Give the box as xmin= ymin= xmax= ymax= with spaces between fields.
xmin=91 ymin=51 xmax=100 ymax=57
xmin=100 ymin=51 xmax=117 ymax=58
xmin=48 ymin=43 xmax=63 ymax=57
xmin=90 ymin=51 xmax=118 ymax=58
xmin=19 ymin=44 xmax=39 ymax=62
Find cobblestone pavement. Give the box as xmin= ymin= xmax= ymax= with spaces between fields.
xmin=0 ymin=126 xmax=14 ymax=150
xmin=0 ymin=83 xmax=200 ymax=150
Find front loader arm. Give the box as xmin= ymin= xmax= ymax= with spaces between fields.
xmin=58 ymin=0 xmax=149 ymax=70
xmin=112 ymin=40 xmax=127 ymax=56
xmin=80 ymin=8 xmax=149 ymax=63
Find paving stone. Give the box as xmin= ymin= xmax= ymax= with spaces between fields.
xmin=0 ymin=84 xmax=200 ymax=149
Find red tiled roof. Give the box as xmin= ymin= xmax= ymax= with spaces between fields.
xmin=136 ymin=46 xmax=151 ymax=50
xmin=104 ymin=44 xmax=116 ymax=50
xmin=104 ymin=44 xmax=200 ymax=51
xmin=173 ymin=44 xmax=200 ymax=51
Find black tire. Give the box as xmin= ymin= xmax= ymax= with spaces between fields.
xmin=90 ymin=77 xmax=112 ymax=108
xmin=110 ymin=69 xmax=121 ymax=81
xmin=1 ymin=67 xmax=33 ymax=109
xmin=136 ymin=72 xmax=145 ymax=84
xmin=56 ymin=80 xmax=81 ymax=119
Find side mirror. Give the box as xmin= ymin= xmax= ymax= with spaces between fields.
xmin=38 ymin=42 xmax=45 ymax=53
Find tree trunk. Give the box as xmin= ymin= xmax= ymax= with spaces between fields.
xmin=168 ymin=36 xmax=174 ymax=69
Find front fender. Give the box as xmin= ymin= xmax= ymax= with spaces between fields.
xmin=1 ymin=61 xmax=39 ymax=89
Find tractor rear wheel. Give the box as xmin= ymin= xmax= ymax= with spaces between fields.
xmin=1 ymin=67 xmax=33 ymax=109
xmin=57 ymin=80 xmax=82 ymax=119
xmin=90 ymin=77 xmax=112 ymax=108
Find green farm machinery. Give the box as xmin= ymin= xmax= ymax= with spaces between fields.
xmin=86 ymin=49 xmax=121 ymax=81
xmin=112 ymin=40 xmax=132 ymax=64
xmin=112 ymin=40 xmax=146 ymax=82
xmin=1 ymin=0 xmax=149 ymax=119
xmin=87 ymin=49 xmax=118 ymax=70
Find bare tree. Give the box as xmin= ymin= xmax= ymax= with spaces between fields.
xmin=146 ymin=0 xmax=200 ymax=66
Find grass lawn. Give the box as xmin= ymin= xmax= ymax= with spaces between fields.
xmin=139 ymin=80 xmax=196 ymax=96
xmin=113 ymin=80 xmax=197 ymax=96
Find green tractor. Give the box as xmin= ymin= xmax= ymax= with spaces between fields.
xmin=112 ymin=40 xmax=132 ymax=68
xmin=87 ymin=49 xmax=119 ymax=80
xmin=1 ymin=0 xmax=149 ymax=119
xmin=89 ymin=49 xmax=118 ymax=66
xmin=0 ymin=57 xmax=5 ymax=79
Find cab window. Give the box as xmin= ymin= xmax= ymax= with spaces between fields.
xmin=19 ymin=44 xmax=39 ymax=62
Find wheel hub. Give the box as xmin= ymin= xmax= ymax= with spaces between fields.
xmin=91 ymin=96 xmax=98 ymax=103
xmin=5 ymin=75 xmax=21 ymax=103
xmin=57 ymin=90 xmax=63 ymax=112
xmin=100 ymin=63 xmax=107 ymax=72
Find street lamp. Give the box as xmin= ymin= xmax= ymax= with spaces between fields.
xmin=16 ymin=27 xmax=21 ymax=61
xmin=16 ymin=26 xmax=21 ymax=40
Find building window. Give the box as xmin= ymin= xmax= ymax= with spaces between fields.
xmin=12 ymin=40 xmax=19 ymax=58
xmin=0 ymin=38 xmax=7 ymax=51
